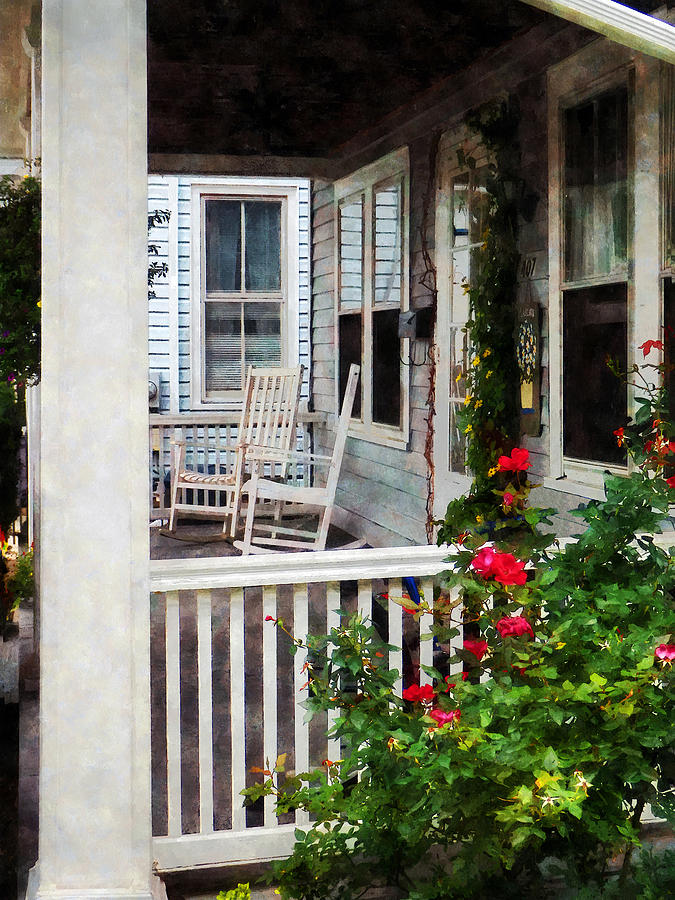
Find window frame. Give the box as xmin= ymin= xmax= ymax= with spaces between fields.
xmin=545 ymin=41 xmax=660 ymax=492
xmin=333 ymin=148 xmax=410 ymax=449
xmin=432 ymin=127 xmax=488 ymax=517
xmin=190 ymin=178 xmax=302 ymax=408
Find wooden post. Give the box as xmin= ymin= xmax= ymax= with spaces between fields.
xmin=34 ymin=1 xmax=152 ymax=896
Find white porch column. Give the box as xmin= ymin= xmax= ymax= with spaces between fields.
xmin=36 ymin=1 xmax=152 ymax=898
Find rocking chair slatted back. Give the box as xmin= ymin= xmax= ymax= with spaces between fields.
xmin=168 ymin=365 xmax=303 ymax=536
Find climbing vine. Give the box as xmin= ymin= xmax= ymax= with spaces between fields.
xmin=438 ymin=98 xmax=538 ymax=539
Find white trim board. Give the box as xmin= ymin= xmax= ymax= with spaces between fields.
xmin=520 ymin=0 xmax=675 ymax=63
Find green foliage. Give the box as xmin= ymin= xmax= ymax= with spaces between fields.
xmin=7 ymin=547 xmax=34 ymax=609
xmin=248 ymin=361 xmax=674 ymax=900
xmin=0 ymin=383 xmax=23 ymax=532
xmin=457 ymin=99 xmax=531 ymax=490
xmin=148 ymin=209 xmax=170 ymax=300
xmin=0 ymin=168 xmax=41 ymax=387
xmin=216 ymin=884 xmax=251 ymax=900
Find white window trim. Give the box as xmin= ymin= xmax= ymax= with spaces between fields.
xmin=333 ymin=147 xmax=410 ymax=450
xmin=189 ymin=177 xmax=303 ymax=409
xmin=432 ymin=126 xmax=487 ymax=517
xmin=546 ymin=39 xmax=660 ymax=491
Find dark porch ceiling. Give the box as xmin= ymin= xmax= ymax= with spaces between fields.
xmin=147 ymin=0 xmax=664 ymax=159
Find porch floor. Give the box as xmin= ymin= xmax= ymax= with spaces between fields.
xmin=150 ymin=519 xmax=362 ymax=560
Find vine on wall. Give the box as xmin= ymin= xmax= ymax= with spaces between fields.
xmin=457 ymin=98 xmax=525 ymax=491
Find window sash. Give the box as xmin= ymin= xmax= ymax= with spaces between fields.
xmin=335 ymin=151 xmax=409 ymax=445
xmin=201 ymin=195 xmax=287 ymax=399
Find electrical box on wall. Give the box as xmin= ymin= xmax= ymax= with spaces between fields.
xmin=148 ymin=370 xmax=162 ymax=411
xmin=398 ymin=307 xmax=433 ymax=340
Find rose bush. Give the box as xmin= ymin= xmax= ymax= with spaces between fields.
xmin=246 ymin=359 xmax=674 ymax=900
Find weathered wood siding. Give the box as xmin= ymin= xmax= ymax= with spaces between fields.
xmin=310 ymin=22 xmax=602 ymax=545
xmin=147 ymin=175 xmax=311 ymax=412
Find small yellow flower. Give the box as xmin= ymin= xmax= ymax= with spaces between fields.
xmin=472 ymin=356 xmax=480 ymax=368
xmin=483 ymin=348 xmax=491 ymax=358
xmin=486 ymin=370 xmax=493 ymax=379
xmin=476 ymin=515 xmax=483 ymax=524
xmin=464 ymin=394 xmax=473 ymax=406
xmin=474 ymin=399 xmax=483 ymax=409
xmin=464 ymin=424 xmax=473 ymax=434
xmin=455 ymin=372 xmax=463 ymax=383
xmin=37 ymin=300 xmax=41 ymax=308
xmin=487 ymin=466 xmax=499 ymax=477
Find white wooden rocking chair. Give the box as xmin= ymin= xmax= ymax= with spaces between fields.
xmin=168 ymin=365 xmax=303 ymax=536
xmin=234 ymin=364 xmax=362 ymax=553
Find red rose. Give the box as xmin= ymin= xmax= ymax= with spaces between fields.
xmin=497 ymin=448 xmax=531 ymax=472
xmin=496 ymin=615 xmax=534 ymax=639
xmin=503 ymin=492 xmax=515 ymax=507
xmin=402 ymin=683 xmax=435 ymax=703
xmin=666 ymin=475 xmax=675 ymax=489
xmin=463 ymin=638 xmax=488 ymax=661
xmin=490 ymin=553 xmax=528 ymax=586
xmin=471 ymin=548 xmax=527 ymax=586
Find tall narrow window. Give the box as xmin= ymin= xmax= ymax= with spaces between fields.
xmin=335 ymin=150 xmax=409 ymax=445
xmin=203 ymin=197 xmax=283 ymax=395
xmin=448 ymin=168 xmax=489 ymax=472
xmin=562 ymin=85 xmax=630 ymax=465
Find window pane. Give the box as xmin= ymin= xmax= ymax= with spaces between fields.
xmin=244 ymin=201 xmax=281 ymax=292
xmin=339 ymin=197 xmax=363 ymax=309
xmin=205 ymin=302 xmax=242 ymax=391
xmin=563 ymin=284 xmax=627 ymax=465
xmin=372 ymin=309 xmax=401 ymax=427
xmin=374 ymin=183 xmax=402 ymax=305
xmin=244 ymin=302 xmax=281 ymax=368
xmin=452 ymin=169 xmax=489 ymax=249
xmin=339 ymin=313 xmax=362 ymax=419
xmin=664 ymin=66 xmax=675 ymax=266
xmin=564 ymin=86 xmax=628 ymax=282
xmin=205 ymin=200 xmax=241 ymax=292
xmin=449 ymin=326 xmax=468 ymax=473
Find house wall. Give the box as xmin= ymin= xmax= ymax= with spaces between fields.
xmin=147 ymin=175 xmax=312 ymax=412
xmin=310 ymin=20 xmax=636 ymax=546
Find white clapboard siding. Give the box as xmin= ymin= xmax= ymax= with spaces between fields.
xmin=147 ymin=175 xmax=311 ymax=414
xmin=150 ymin=543 xmax=454 ymax=872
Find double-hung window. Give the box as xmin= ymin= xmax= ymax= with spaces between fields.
xmin=547 ymin=43 xmax=660 ymax=489
xmin=191 ymin=180 xmax=301 ymax=405
xmin=335 ymin=148 xmax=410 ymax=447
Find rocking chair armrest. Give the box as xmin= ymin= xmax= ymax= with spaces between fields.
xmin=244 ymin=444 xmax=332 ymax=465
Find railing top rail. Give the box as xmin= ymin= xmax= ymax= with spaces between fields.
xmin=149 ymin=532 xmax=675 ymax=592
xmin=149 ymin=543 xmax=454 ymax=592
xmin=149 ymin=410 xmax=327 ymax=427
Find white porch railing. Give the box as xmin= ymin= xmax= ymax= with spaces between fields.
xmin=149 ymin=410 xmax=325 ymax=522
xmin=149 ymin=544 xmax=454 ymax=872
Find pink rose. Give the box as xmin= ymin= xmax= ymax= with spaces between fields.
xmin=470 ymin=546 xmax=497 ymax=577
xmin=655 ymin=643 xmax=675 ymax=661
xmin=463 ymin=638 xmax=488 ymax=661
xmin=503 ymin=492 xmax=515 ymax=507
xmin=496 ymin=615 xmax=534 ymax=639
xmin=429 ymin=708 xmax=461 ymax=727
